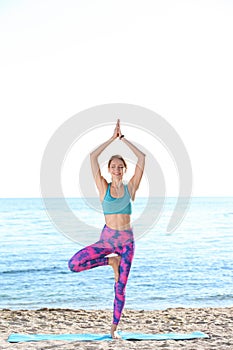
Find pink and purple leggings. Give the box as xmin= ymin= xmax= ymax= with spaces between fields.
xmin=68 ymin=224 xmax=135 ymax=325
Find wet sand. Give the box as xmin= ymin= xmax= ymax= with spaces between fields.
xmin=1 ymin=307 xmax=233 ymax=349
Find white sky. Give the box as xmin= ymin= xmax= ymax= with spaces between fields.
xmin=0 ymin=0 xmax=233 ymax=197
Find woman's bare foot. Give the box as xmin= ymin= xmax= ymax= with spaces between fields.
xmin=108 ymin=255 xmax=121 ymax=282
xmin=111 ymin=324 xmax=121 ymax=339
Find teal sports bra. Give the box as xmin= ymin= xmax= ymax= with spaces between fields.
xmin=102 ymin=183 xmax=132 ymax=215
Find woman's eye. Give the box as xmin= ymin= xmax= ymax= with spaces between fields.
xmin=111 ymin=165 xmax=124 ymax=170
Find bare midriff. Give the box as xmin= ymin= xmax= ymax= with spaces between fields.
xmin=104 ymin=214 xmax=131 ymax=231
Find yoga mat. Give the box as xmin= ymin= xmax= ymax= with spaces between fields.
xmin=8 ymin=331 xmax=209 ymax=342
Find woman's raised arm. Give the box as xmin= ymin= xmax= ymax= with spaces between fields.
xmin=118 ymin=121 xmax=146 ymax=200
xmin=90 ymin=120 xmax=120 ymax=195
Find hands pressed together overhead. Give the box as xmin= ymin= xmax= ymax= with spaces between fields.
xmin=113 ymin=119 xmax=124 ymax=140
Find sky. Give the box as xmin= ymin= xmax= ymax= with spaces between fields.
xmin=0 ymin=0 xmax=233 ymax=197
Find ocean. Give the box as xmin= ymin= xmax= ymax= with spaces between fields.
xmin=0 ymin=197 xmax=233 ymax=311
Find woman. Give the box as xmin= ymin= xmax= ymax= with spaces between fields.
xmin=68 ymin=119 xmax=145 ymax=338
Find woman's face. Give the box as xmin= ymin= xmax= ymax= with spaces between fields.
xmin=108 ymin=158 xmax=125 ymax=179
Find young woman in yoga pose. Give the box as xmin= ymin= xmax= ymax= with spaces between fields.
xmin=68 ymin=119 xmax=145 ymax=338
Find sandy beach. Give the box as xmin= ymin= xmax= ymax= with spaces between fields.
xmin=0 ymin=307 xmax=233 ymax=349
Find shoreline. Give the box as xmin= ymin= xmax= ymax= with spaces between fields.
xmin=1 ymin=307 xmax=233 ymax=349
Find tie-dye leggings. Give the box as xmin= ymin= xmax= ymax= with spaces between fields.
xmin=68 ymin=224 xmax=135 ymax=325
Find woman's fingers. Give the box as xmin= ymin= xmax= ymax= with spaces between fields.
xmin=117 ymin=119 xmax=122 ymax=137
xmin=113 ymin=126 xmax=119 ymax=138
xmin=112 ymin=119 xmax=121 ymax=138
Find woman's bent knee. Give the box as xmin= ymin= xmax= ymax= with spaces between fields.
xmin=68 ymin=258 xmax=77 ymax=272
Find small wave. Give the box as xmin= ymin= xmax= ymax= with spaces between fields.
xmin=193 ymin=293 xmax=233 ymax=301
xmin=1 ymin=266 xmax=60 ymax=275
xmin=224 ymin=212 xmax=233 ymax=217
xmin=148 ymin=296 xmax=167 ymax=301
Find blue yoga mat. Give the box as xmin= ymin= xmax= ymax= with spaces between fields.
xmin=8 ymin=331 xmax=209 ymax=342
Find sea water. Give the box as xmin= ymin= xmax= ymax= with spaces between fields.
xmin=0 ymin=197 xmax=233 ymax=310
